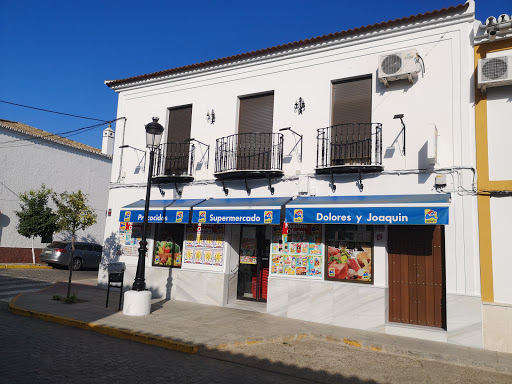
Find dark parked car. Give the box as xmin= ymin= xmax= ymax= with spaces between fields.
xmin=40 ymin=241 xmax=103 ymax=270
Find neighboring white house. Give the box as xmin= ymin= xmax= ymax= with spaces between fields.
xmin=0 ymin=119 xmax=113 ymax=263
xmin=474 ymin=14 xmax=512 ymax=353
xmin=102 ymin=2 xmax=485 ymax=348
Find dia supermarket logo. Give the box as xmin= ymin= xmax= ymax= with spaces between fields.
xmin=264 ymin=211 xmax=273 ymax=224
xmin=176 ymin=211 xmax=183 ymax=223
xmin=294 ymin=209 xmax=303 ymax=223
xmin=198 ymin=211 xmax=207 ymax=223
xmin=123 ymin=211 xmax=131 ymax=222
xmin=424 ymin=209 xmax=438 ymax=224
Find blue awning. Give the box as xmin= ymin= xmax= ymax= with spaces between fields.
xmin=120 ymin=199 xmax=205 ymax=223
xmin=285 ymin=194 xmax=450 ymax=225
xmin=191 ymin=197 xmax=291 ymax=225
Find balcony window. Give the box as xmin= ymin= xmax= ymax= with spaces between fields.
xmin=316 ymin=76 xmax=383 ymax=173
xmin=153 ymin=105 xmax=194 ymax=182
xmin=214 ymin=92 xmax=284 ymax=178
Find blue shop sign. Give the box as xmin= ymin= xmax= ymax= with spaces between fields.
xmin=119 ymin=209 xmax=190 ymax=224
xmin=286 ymin=206 xmax=448 ymax=225
xmin=192 ymin=209 xmax=280 ymax=224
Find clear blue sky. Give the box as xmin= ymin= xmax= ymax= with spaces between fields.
xmin=0 ymin=0 xmax=508 ymax=149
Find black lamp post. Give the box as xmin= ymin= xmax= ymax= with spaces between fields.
xmin=132 ymin=117 xmax=164 ymax=291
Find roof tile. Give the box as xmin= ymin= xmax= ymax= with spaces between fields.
xmin=106 ymin=3 xmax=468 ymax=88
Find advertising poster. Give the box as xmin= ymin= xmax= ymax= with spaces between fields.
xmin=119 ymin=222 xmax=147 ymax=257
xmin=325 ymin=225 xmax=373 ymax=283
xmin=204 ymin=248 xmax=213 ymax=265
xmin=183 ymin=224 xmax=225 ymax=267
xmin=152 ymin=224 xmax=184 ymax=268
xmin=184 ymin=249 xmax=193 ymax=264
xmin=270 ymin=224 xmax=323 ymax=278
xmin=154 ymin=241 xmax=182 ymax=267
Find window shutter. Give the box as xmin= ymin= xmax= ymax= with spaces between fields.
xmin=168 ymin=105 xmax=192 ymax=143
xmin=332 ymin=77 xmax=372 ymax=125
xmin=239 ymin=93 xmax=274 ymax=134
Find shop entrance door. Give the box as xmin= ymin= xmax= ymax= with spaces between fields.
xmin=237 ymin=225 xmax=270 ymax=302
xmin=388 ymin=225 xmax=446 ymax=329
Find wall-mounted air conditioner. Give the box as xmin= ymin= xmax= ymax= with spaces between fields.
xmin=478 ymin=55 xmax=512 ymax=92
xmin=378 ymin=49 xmax=421 ymax=87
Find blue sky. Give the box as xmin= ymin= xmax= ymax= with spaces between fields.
xmin=0 ymin=1 xmax=509 ymax=149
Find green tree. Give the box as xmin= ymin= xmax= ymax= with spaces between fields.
xmin=15 ymin=184 xmax=57 ymax=264
xmin=53 ymin=190 xmax=97 ymax=298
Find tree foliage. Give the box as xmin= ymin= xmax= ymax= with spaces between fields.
xmin=53 ymin=190 xmax=97 ymax=234
xmin=53 ymin=190 xmax=98 ymax=298
xmin=15 ymin=184 xmax=57 ymax=242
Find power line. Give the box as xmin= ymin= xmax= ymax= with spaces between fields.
xmin=0 ymin=100 xmax=109 ymax=122
xmin=0 ymin=122 xmax=107 ymax=145
xmin=0 ymin=122 xmax=109 ymax=148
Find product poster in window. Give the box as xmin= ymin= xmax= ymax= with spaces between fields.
xmin=270 ymin=224 xmax=323 ymax=278
xmin=325 ymin=225 xmax=373 ymax=283
xmin=119 ymin=222 xmax=147 ymax=257
xmin=153 ymin=224 xmax=184 ymax=267
xmin=183 ymin=224 xmax=225 ymax=267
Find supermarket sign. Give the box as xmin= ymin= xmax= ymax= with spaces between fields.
xmin=285 ymin=206 xmax=449 ymax=225
xmin=192 ymin=209 xmax=280 ymax=224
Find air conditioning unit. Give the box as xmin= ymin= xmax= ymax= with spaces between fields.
xmin=378 ymin=49 xmax=421 ymax=87
xmin=478 ymin=55 xmax=512 ymax=92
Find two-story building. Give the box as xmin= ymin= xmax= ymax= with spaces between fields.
xmin=101 ymin=2 xmax=483 ymax=348
xmin=474 ymin=13 xmax=512 ymax=353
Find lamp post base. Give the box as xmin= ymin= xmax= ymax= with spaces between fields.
xmin=123 ymin=290 xmax=152 ymax=316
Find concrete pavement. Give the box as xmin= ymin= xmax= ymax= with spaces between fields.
xmin=9 ymin=280 xmax=512 ymax=377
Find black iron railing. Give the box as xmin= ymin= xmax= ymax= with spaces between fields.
xmin=154 ymin=142 xmax=195 ymax=178
xmin=215 ymin=133 xmax=284 ymax=173
xmin=316 ymin=123 xmax=382 ymax=169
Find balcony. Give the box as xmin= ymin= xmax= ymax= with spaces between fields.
xmin=316 ymin=123 xmax=383 ymax=174
xmin=214 ymin=132 xmax=284 ymax=179
xmin=152 ymin=142 xmax=195 ymax=183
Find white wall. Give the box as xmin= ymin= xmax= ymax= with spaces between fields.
xmin=102 ymin=6 xmax=481 ymax=345
xmin=0 ymin=128 xmax=112 ymax=249
xmin=486 ymin=49 xmax=512 ymax=181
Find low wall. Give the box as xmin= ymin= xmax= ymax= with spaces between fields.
xmin=0 ymin=247 xmax=43 ymax=263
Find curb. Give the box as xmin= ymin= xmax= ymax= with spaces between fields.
xmin=0 ymin=265 xmax=52 ymax=269
xmin=8 ymin=293 xmax=198 ymax=354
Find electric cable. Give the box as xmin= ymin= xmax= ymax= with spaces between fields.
xmin=0 ymin=117 xmax=126 ymax=147
xmin=0 ymin=100 xmax=109 ymax=122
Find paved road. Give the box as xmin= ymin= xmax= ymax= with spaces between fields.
xmin=0 ymin=268 xmax=97 ymax=303
xmin=0 ymin=275 xmax=52 ymax=303
xmin=1 ymin=301 xmax=311 ymax=384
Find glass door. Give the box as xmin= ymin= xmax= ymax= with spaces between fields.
xmin=237 ymin=225 xmax=270 ymax=302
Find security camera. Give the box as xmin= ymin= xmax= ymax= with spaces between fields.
xmin=489 ymin=29 xmax=497 ymax=41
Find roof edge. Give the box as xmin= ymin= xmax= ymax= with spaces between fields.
xmin=106 ymin=3 xmax=470 ymax=89
xmin=0 ymin=120 xmax=112 ymax=160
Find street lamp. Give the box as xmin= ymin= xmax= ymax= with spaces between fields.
xmin=123 ymin=117 xmax=164 ymax=316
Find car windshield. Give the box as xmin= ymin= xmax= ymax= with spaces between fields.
xmin=47 ymin=242 xmax=68 ymax=249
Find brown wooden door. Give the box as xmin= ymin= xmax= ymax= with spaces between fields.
xmin=388 ymin=225 xmax=445 ymax=328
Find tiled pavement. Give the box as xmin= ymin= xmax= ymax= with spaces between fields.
xmin=9 ymin=280 xmax=512 ymax=374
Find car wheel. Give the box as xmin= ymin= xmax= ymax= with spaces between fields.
xmin=72 ymin=258 xmax=83 ymax=271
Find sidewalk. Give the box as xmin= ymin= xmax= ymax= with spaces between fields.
xmin=9 ymin=280 xmax=512 ymax=376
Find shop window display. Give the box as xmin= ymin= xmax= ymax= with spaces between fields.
xmin=325 ymin=225 xmax=373 ymax=284
xmin=183 ymin=224 xmax=225 ymax=266
xmin=270 ymin=223 xmax=324 ymax=278
xmin=153 ymin=224 xmax=184 ymax=267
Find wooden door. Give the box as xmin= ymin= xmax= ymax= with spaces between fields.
xmin=388 ymin=225 xmax=445 ymax=328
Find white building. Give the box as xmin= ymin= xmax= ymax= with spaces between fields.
xmin=102 ymin=2 xmax=484 ymax=347
xmin=0 ymin=119 xmax=113 ymax=262
xmin=474 ymin=14 xmax=512 ymax=352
